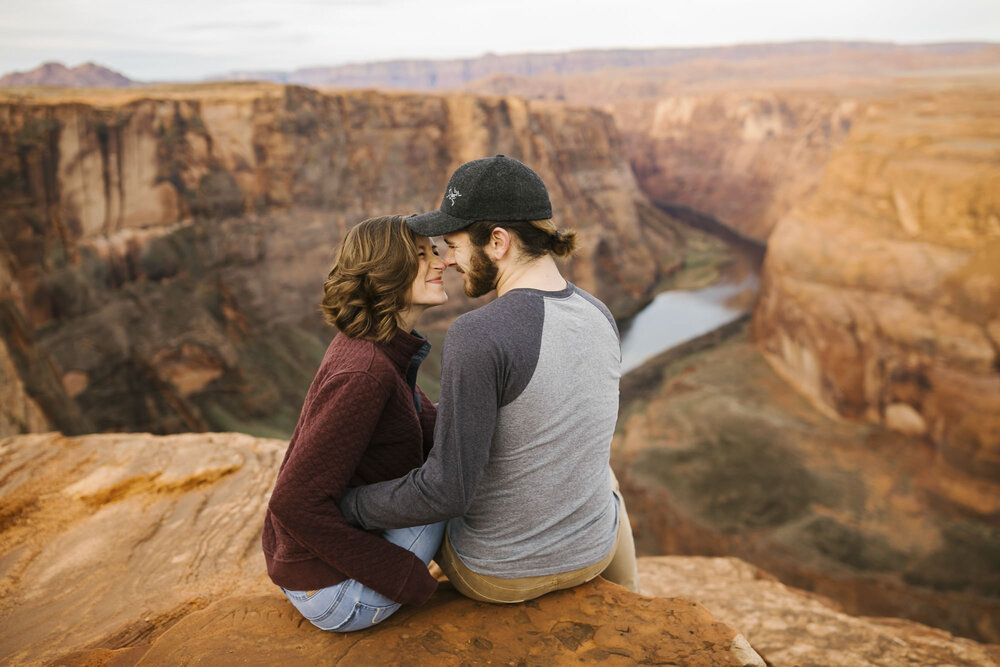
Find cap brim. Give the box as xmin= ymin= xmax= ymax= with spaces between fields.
xmin=406 ymin=209 xmax=473 ymax=236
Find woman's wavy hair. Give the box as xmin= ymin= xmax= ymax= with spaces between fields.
xmin=321 ymin=215 xmax=419 ymax=343
xmin=466 ymin=219 xmax=577 ymax=259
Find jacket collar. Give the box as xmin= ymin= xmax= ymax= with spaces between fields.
xmin=379 ymin=328 xmax=430 ymax=374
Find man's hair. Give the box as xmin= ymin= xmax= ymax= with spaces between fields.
xmin=466 ymin=219 xmax=577 ymax=259
xmin=321 ymin=215 xmax=418 ymax=343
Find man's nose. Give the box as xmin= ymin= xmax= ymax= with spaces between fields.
xmin=443 ymin=248 xmax=457 ymax=267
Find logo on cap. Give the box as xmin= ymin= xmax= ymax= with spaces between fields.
xmin=445 ymin=187 xmax=462 ymax=205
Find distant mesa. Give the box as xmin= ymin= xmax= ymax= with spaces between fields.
xmin=0 ymin=61 xmax=135 ymax=88
xmin=208 ymin=41 xmax=1000 ymax=89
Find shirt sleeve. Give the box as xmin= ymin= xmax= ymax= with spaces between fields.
xmin=267 ymin=370 xmax=438 ymax=604
xmin=340 ymin=319 xmax=499 ymax=529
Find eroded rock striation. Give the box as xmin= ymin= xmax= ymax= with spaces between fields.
xmin=753 ymin=89 xmax=1000 ymax=483
xmin=0 ymin=432 xmax=281 ymax=666
xmin=0 ymin=84 xmax=712 ymax=436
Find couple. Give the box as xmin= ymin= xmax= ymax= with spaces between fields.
xmin=262 ymin=156 xmax=638 ymax=632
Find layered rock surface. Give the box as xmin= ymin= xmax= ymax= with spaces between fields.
xmin=0 ymin=432 xmax=281 ymax=666
xmin=753 ymin=88 xmax=1000 ymax=483
xmin=640 ymin=557 xmax=1000 ymax=666
xmin=0 ymin=83 xmax=719 ymax=437
xmin=5 ymin=430 xmax=995 ymax=666
xmin=0 ymin=431 xmax=761 ymax=666
xmin=118 ymin=582 xmax=759 ymax=666
xmin=614 ymin=324 xmax=1000 ymax=643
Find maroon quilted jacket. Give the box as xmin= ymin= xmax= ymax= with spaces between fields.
xmin=262 ymin=329 xmax=438 ymax=605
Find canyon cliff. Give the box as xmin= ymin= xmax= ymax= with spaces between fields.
xmin=0 ymin=83 xmax=715 ymax=437
xmin=753 ymin=88 xmax=1000 ymax=484
xmin=4 ymin=431 xmax=997 ymax=666
xmin=614 ymin=323 xmax=1000 ymax=644
xmin=612 ymin=91 xmax=856 ymax=240
xmin=463 ymin=44 xmax=1000 ymax=242
xmin=0 ymin=431 xmax=762 ymax=666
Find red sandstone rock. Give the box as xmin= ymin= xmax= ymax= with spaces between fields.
xmin=613 ymin=327 xmax=1000 ymax=643
xmin=128 ymin=583 xmax=758 ymax=666
xmin=753 ymin=89 xmax=1000 ymax=483
xmin=0 ymin=432 xmax=281 ymax=666
xmin=639 ymin=557 xmax=1000 ymax=667
xmin=0 ymin=431 xmax=761 ymax=667
xmin=6 ymin=431 xmax=999 ymax=665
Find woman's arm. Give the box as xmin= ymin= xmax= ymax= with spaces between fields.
xmin=416 ymin=386 xmax=436 ymax=459
xmin=267 ymin=371 xmax=437 ymax=605
xmin=339 ymin=319 xmax=498 ymax=530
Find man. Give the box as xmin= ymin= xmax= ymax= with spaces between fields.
xmin=339 ymin=155 xmax=638 ymax=603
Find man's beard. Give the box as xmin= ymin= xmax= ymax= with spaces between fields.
xmin=464 ymin=244 xmax=499 ymax=298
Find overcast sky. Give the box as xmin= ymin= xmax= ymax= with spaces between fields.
xmin=1 ymin=0 xmax=998 ymax=81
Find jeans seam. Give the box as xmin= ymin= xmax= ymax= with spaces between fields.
xmin=393 ymin=523 xmax=431 ymax=552
xmin=324 ymin=601 xmax=361 ymax=631
xmin=316 ymin=580 xmax=355 ymax=623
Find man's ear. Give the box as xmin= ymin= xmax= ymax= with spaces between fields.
xmin=488 ymin=227 xmax=512 ymax=260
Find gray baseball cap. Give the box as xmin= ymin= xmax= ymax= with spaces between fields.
xmin=406 ymin=155 xmax=552 ymax=236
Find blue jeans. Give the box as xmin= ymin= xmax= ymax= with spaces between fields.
xmin=281 ymin=521 xmax=445 ymax=632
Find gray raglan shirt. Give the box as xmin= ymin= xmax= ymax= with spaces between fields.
xmin=340 ymin=283 xmax=621 ymax=577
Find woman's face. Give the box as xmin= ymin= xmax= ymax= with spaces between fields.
xmin=406 ymin=235 xmax=448 ymax=309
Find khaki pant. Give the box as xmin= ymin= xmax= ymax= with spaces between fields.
xmin=436 ymin=471 xmax=639 ymax=603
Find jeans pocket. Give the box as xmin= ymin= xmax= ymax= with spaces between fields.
xmin=281 ymin=582 xmax=400 ymax=632
xmin=333 ymin=601 xmax=399 ymax=632
xmin=281 ymin=587 xmax=319 ymax=602
xmin=283 ymin=582 xmax=351 ymax=625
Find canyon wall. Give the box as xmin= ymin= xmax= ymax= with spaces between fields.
xmin=0 ymin=83 xmax=699 ymax=437
xmin=613 ymin=324 xmax=1000 ymax=643
xmin=753 ymin=89 xmax=1000 ymax=483
xmin=613 ymin=92 xmax=856 ymax=240
xmin=463 ymin=48 xmax=1000 ymax=242
xmin=468 ymin=75 xmax=865 ymax=242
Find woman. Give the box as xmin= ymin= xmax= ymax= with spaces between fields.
xmin=262 ymin=215 xmax=448 ymax=632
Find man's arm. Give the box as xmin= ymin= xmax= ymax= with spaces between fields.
xmin=340 ymin=320 xmax=499 ymax=529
